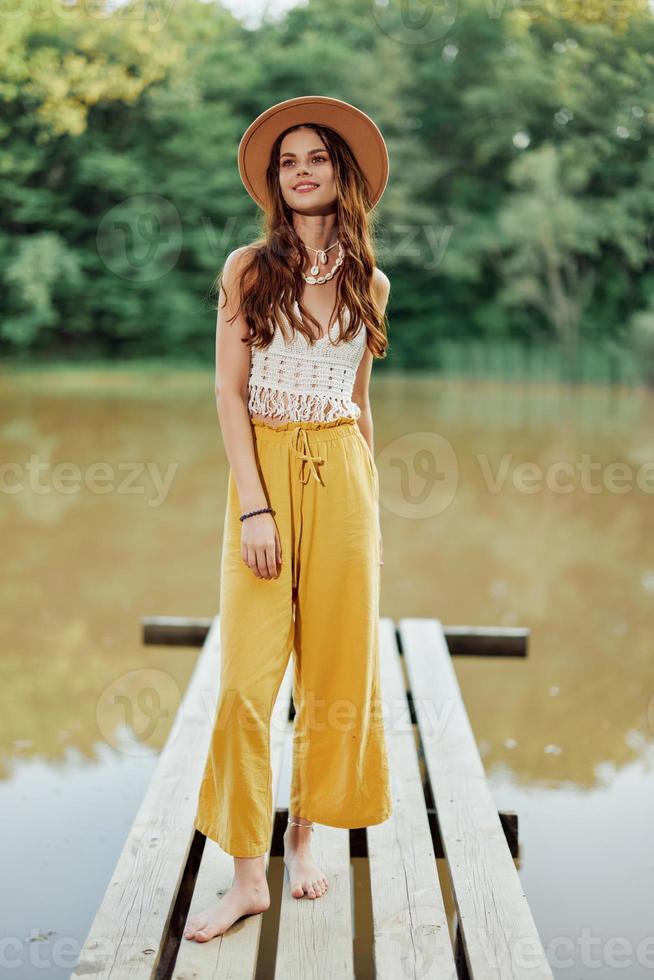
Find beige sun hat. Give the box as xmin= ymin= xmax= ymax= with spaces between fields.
xmin=237 ymin=95 xmax=389 ymax=211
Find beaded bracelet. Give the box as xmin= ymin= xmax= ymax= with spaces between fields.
xmin=239 ymin=506 xmax=273 ymax=523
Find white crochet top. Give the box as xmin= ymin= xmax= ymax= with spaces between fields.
xmin=247 ymin=302 xmax=367 ymax=422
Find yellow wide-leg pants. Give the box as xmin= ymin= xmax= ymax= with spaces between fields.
xmin=193 ymin=414 xmax=392 ymax=857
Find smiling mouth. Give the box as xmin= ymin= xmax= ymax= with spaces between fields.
xmin=293 ymin=183 xmax=319 ymax=192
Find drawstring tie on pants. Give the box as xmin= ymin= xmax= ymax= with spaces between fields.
xmin=292 ymin=427 xmax=324 ymax=485
xmin=291 ymin=426 xmax=324 ymax=590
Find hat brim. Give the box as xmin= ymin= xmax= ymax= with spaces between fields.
xmin=238 ymin=95 xmax=389 ymax=211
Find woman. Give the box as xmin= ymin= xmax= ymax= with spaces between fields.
xmin=184 ymin=95 xmax=393 ymax=942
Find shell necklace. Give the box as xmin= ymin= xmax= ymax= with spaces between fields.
xmin=299 ymin=238 xmax=344 ymax=285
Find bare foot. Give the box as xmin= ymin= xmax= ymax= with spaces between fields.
xmin=283 ymin=818 xmax=329 ymax=899
xmin=183 ymin=874 xmax=270 ymax=942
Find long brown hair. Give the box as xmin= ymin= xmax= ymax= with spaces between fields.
xmin=214 ymin=122 xmax=389 ymax=359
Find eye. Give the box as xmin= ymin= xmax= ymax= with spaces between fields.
xmin=281 ymin=155 xmax=328 ymax=168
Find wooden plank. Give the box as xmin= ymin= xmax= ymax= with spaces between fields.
xmin=274 ymin=714 xmax=355 ymax=979
xmin=346 ymin=808 xmax=518 ymax=860
xmin=72 ymin=616 xmax=224 ymax=979
xmin=275 ymin=823 xmax=354 ymax=979
xmin=141 ymin=615 xmax=212 ymax=647
xmin=442 ymin=626 xmax=529 ymax=659
xmin=367 ymin=617 xmax=457 ymax=980
xmin=399 ymin=618 xmax=553 ymax=980
xmin=141 ymin=617 xmax=529 ymax=657
xmin=171 ymin=658 xmax=294 ymax=978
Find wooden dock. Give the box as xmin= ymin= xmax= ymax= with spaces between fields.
xmin=71 ymin=615 xmax=553 ymax=979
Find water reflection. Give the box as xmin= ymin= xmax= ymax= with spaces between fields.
xmin=2 ymin=367 xmax=653 ymax=978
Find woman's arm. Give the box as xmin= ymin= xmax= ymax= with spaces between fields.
xmin=353 ymin=268 xmax=390 ymax=566
xmin=214 ymin=246 xmax=281 ymax=580
xmin=353 ymin=267 xmax=390 ymax=450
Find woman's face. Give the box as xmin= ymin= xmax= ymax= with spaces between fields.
xmin=278 ymin=127 xmax=337 ymax=213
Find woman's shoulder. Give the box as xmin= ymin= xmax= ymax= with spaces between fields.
xmin=371 ymin=267 xmax=391 ymax=311
xmin=221 ymin=244 xmax=259 ymax=284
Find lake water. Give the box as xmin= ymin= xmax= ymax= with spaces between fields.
xmin=2 ymin=366 xmax=653 ymax=979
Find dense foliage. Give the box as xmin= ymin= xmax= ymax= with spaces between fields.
xmin=1 ymin=0 xmax=653 ymax=379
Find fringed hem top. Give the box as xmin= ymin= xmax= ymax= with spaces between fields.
xmin=247 ymin=303 xmax=367 ymax=423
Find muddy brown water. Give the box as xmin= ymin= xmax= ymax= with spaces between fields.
xmin=2 ymin=367 xmax=653 ymax=979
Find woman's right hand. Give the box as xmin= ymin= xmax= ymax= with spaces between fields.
xmin=241 ymin=512 xmax=282 ymax=579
